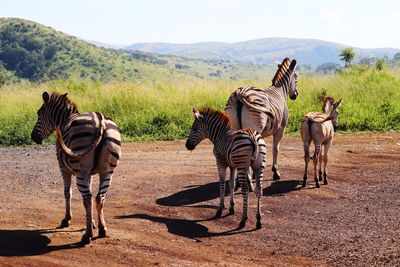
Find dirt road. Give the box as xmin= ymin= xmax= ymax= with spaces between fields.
xmin=0 ymin=132 xmax=399 ymax=266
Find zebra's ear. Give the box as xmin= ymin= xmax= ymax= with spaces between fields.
xmin=62 ymin=93 xmax=68 ymax=98
xmin=334 ymin=98 xmax=343 ymax=108
xmin=192 ymin=108 xmax=203 ymax=120
xmin=289 ymin=59 xmax=297 ymax=71
xmin=42 ymin=92 xmax=50 ymax=103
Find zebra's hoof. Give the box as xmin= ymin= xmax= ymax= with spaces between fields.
xmin=238 ymin=219 xmax=246 ymax=229
xmin=59 ymin=218 xmax=70 ymax=228
xmin=324 ymin=180 xmax=328 ymax=185
xmin=256 ymin=221 xmax=262 ymax=230
xmin=98 ymin=228 xmax=107 ymax=238
xmin=80 ymin=234 xmax=92 ymax=245
xmin=228 ymin=207 xmax=235 ymax=215
xmin=315 ymin=183 xmax=320 ymax=188
xmin=318 ymin=176 xmax=323 ymax=181
xmin=272 ymin=173 xmax=281 ymax=180
xmin=302 ymin=181 xmax=306 ymax=188
xmin=214 ymin=209 xmax=223 ymax=218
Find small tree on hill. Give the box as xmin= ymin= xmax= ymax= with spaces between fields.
xmin=339 ymin=47 xmax=355 ymax=67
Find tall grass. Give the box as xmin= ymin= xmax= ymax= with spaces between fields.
xmin=0 ymin=69 xmax=399 ymax=146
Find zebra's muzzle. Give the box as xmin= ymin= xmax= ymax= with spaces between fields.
xmin=31 ymin=131 xmax=43 ymax=144
xmin=185 ymin=140 xmax=196 ymax=150
xmin=289 ymin=91 xmax=298 ymax=100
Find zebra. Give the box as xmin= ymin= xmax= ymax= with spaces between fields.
xmin=31 ymin=92 xmax=121 ymax=244
xmin=300 ymin=96 xmax=343 ymax=188
xmin=225 ymin=58 xmax=298 ymax=187
xmin=185 ymin=107 xmax=266 ymax=229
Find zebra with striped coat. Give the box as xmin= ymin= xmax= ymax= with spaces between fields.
xmin=31 ymin=92 xmax=121 ymax=244
xmin=301 ymin=96 xmax=343 ymax=188
xmin=185 ymin=107 xmax=266 ymax=229
xmin=225 ymin=58 xmax=298 ymax=184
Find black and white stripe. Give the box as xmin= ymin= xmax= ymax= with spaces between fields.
xmin=225 ymin=58 xmax=298 ymax=181
xmin=31 ymin=91 xmax=121 ymax=244
xmin=185 ymin=107 xmax=266 ymax=229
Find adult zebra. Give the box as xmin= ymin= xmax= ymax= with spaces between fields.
xmin=31 ymin=92 xmax=121 ymax=244
xmin=186 ymin=107 xmax=266 ymax=229
xmin=225 ymin=58 xmax=298 ymax=183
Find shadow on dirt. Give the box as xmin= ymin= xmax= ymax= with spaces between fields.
xmin=263 ymin=180 xmax=302 ymax=196
xmin=156 ymin=179 xmax=302 ymax=207
xmin=156 ymin=181 xmax=227 ymax=206
xmin=115 ymin=214 xmax=257 ymax=241
xmin=0 ymin=228 xmax=84 ymax=256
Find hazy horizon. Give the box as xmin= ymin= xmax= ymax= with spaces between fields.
xmin=1 ymin=0 xmax=400 ymax=49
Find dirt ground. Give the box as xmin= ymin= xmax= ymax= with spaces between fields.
xmin=0 ymin=132 xmax=399 ymax=266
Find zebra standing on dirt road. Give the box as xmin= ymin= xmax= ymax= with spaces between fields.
xmin=225 ymin=58 xmax=298 ymax=184
xmin=185 ymin=107 xmax=266 ymax=229
xmin=31 ymin=92 xmax=121 ymax=244
xmin=300 ymin=96 xmax=343 ymax=188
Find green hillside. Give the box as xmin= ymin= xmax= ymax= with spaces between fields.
xmin=0 ymin=18 xmax=181 ymax=83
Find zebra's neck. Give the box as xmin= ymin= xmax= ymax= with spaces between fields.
xmin=205 ymin=116 xmax=231 ymax=144
xmin=59 ymin=112 xmax=80 ymax=130
xmin=266 ymin=85 xmax=288 ymax=100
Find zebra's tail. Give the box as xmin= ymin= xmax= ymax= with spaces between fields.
xmin=56 ymin=113 xmax=105 ymax=158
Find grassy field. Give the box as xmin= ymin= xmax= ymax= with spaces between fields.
xmin=0 ymin=68 xmax=399 ymax=146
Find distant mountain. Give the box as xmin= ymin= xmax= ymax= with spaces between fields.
xmin=0 ymin=18 xmax=176 ymax=82
xmin=125 ymin=38 xmax=400 ymax=66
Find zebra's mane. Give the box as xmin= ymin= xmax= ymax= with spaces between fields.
xmin=198 ymin=107 xmax=232 ymax=129
xmin=272 ymin=58 xmax=291 ymax=86
xmin=50 ymin=92 xmax=78 ymax=113
xmin=322 ymin=96 xmax=335 ymax=114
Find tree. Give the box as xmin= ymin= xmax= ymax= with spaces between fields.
xmin=339 ymin=47 xmax=355 ymax=67
xmin=375 ymin=58 xmax=385 ymax=71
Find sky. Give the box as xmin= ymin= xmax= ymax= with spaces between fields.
xmin=1 ymin=0 xmax=400 ymax=48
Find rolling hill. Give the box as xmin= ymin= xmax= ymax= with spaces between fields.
xmin=0 ymin=18 xmax=181 ymax=83
xmin=125 ymin=38 xmax=400 ymax=66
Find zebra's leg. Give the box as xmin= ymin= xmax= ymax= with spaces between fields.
xmin=60 ymin=170 xmax=72 ymax=228
xmin=318 ymin=148 xmax=323 ymax=181
xmin=302 ymin=140 xmax=311 ymax=187
xmin=76 ymin=175 xmax=93 ymax=244
xmin=253 ymin=164 xmax=264 ymax=229
xmin=228 ymin=167 xmax=236 ymax=215
xmin=238 ymin=168 xmax=248 ymax=229
xmin=313 ymin=144 xmax=321 ymax=188
xmin=323 ymin=142 xmax=332 ymax=185
xmin=96 ymin=171 xmax=113 ymax=238
xmin=272 ymin=129 xmax=284 ymax=180
xmin=248 ymin=167 xmax=254 ymax=192
xmin=215 ymin=164 xmax=227 ymax=218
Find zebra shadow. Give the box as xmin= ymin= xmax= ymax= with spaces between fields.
xmin=156 ymin=179 xmax=302 ymax=208
xmin=0 ymin=228 xmax=84 ymax=256
xmin=114 ymin=214 xmax=257 ymax=241
xmin=263 ymin=180 xmax=302 ymax=196
xmin=156 ymin=181 xmax=228 ymax=207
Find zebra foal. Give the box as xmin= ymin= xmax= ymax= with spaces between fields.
xmin=185 ymin=107 xmax=266 ymax=229
xmin=301 ymin=96 xmax=343 ymax=188
xmin=31 ymin=92 xmax=121 ymax=244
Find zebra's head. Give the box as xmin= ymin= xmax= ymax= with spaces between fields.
xmin=273 ymin=58 xmax=299 ymax=100
xmin=31 ymin=92 xmax=77 ymax=144
xmin=185 ymin=108 xmax=207 ymax=151
xmin=325 ymin=98 xmax=343 ymax=130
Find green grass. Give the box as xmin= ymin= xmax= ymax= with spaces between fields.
xmin=0 ymin=68 xmax=399 ymax=146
